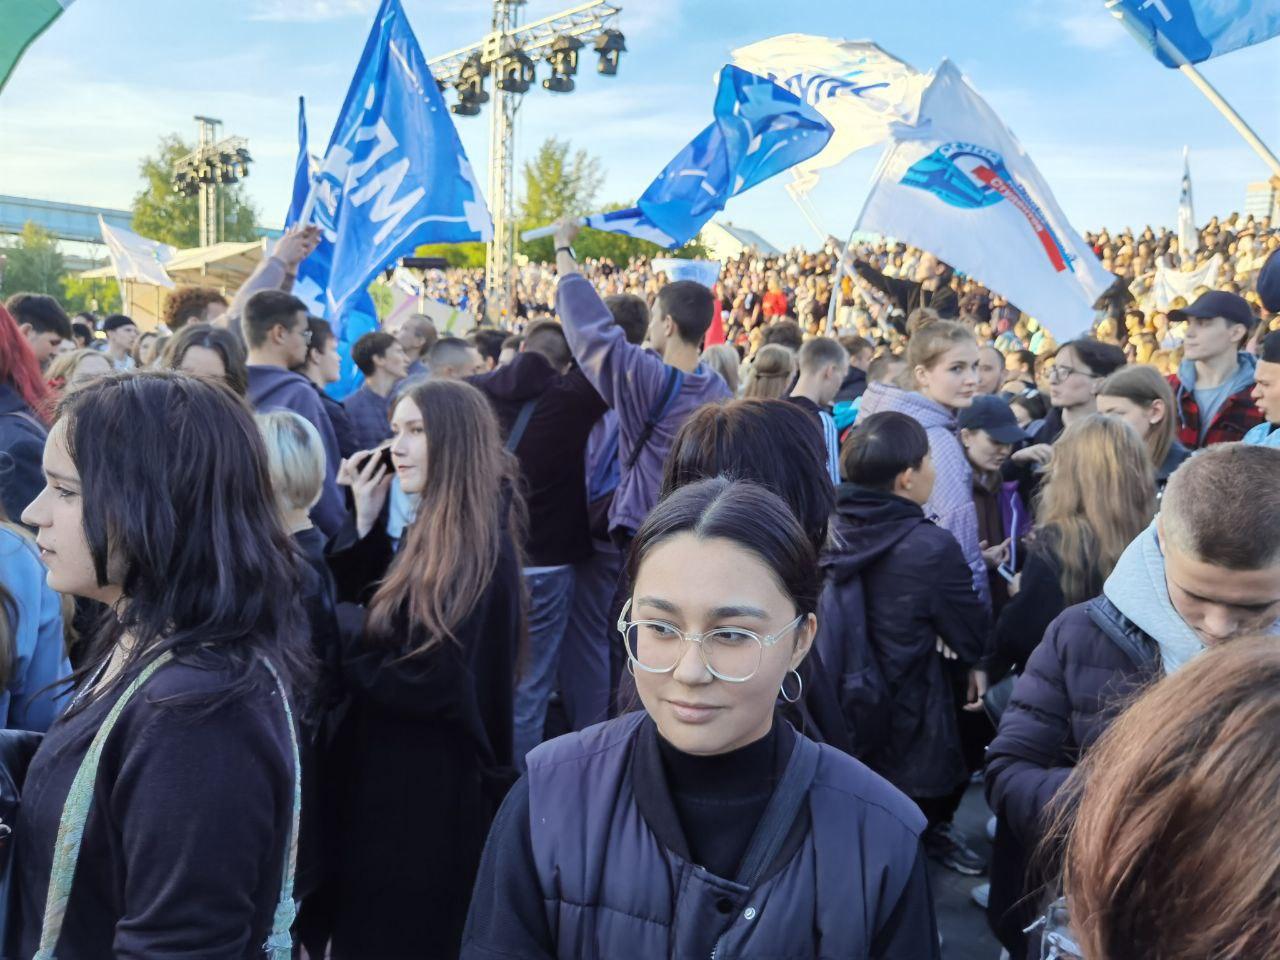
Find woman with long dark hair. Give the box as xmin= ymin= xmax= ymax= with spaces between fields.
xmin=159 ymin=321 xmax=249 ymax=396
xmin=15 ymin=372 xmax=310 ymax=957
xmin=463 ymin=478 xmax=940 ymax=959
xmin=0 ymin=304 xmax=52 ymax=523
xmin=320 ymin=378 xmax=525 ymax=959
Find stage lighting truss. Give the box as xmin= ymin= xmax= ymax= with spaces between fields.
xmin=170 ymin=136 xmax=252 ymax=195
xmin=594 ymin=29 xmax=625 ymax=75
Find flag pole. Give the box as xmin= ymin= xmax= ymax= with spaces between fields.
xmin=1107 ymin=3 xmax=1280 ymax=178
xmin=1175 ymin=63 xmax=1280 ymax=178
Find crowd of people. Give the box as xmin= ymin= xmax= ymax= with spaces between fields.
xmin=0 ymin=204 xmax=1275 ymax=960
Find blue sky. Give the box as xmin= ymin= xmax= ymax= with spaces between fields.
xmin=1 ymin=0 xmax=1277 ymax=250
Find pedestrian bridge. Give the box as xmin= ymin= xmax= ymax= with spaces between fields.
xmin=0 ymin=194 xmax=132 ymax=244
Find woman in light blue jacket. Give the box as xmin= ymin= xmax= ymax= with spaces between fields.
xmin=0 ymin=525 xmax=69 ymax=730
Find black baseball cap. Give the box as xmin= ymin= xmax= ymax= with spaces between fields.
xmin=101 ymin=313 xmax=138 ymax=333
xmin=957 ymin=395 xmax=1029 ymax=444
xmin=1258 ymin=248 xmax=1280 ymax=314
xmin=1168 ymin=291 xmax=1257 ymax=329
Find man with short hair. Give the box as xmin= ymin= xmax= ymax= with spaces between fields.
xmin=163 ymin=286 xmax=229 ymax=331
xmin=470 ymin=328 xmax=507 ymax=372
xmin=101 ymin=314 xmax=139 ymax=370
xmin=853 ymin=250 xmax=959 ymax=319
xmin=244 ymin=290 xmax=345 ymax=537
xmin=835 ymin=334 xmax=874 ymax=403
xmin=1167 ymin=291 xmax=1263 ymax=448
xmin=1243 ymin=331 xmax=1280 ymax=448
xmin=396 ymin=314 xmax=438 ymax=378
xmin=468 ymin=318 xmax=608 ymax=767
xmin=344 ymin=331 xmax=410 ymax=450
xmin=297 ymin=317 xmax=359 ymax=459
xmin=985 ymin=443 xmax=1280 ymax=956
xmin=789 ymin=336 xmax=848 ymax=484
xmin=6 ymin=293 xmax=71 ymax=368
xmin=428 ymin=336 xmax=485 ymax=379
xmin=761 ymin=318 xmax=803 ymax=353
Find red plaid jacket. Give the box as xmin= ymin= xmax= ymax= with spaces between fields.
xmin=1168 ymin=372 xmax=1263 ymax=449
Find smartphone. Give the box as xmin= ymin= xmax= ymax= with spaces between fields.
xmin=359 ymin=445 xmax=394 ymax=474
xmin=996 ymin=562 xmax=1017 ymax=584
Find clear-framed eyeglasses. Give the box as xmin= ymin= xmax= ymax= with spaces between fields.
xmin=616 ymin=599 xmax=805 ymax=684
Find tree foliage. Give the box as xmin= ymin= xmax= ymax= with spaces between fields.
xmin=60 ymin=276 xmax=121 ymax=315
xmin=0 ymin=221 xmax=65 ymax=298
xmin=516 ymin=137 xmax=708 ymax=265
xmin=131 ymin=134 xmax=259 ymax=248
xmin=416 ymin=242 xmax=486 ymax=269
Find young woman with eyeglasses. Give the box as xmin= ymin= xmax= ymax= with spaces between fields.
xmin=462 ymin=478 xmax=940 ymax=959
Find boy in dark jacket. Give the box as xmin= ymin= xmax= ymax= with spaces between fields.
xmin=819 ymin=411 xmax=989 ymax=875
xmin=984 ymin=443 xmax=1280 ymax=958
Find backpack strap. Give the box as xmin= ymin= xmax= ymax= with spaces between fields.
xmin=624 ymin=366 xmax=684 ymax=471
xmin=733 ymin=733 xmax=820 ymax=887
xmin=260 ymin=657 xmax=302 ymax=960
xmin=504 ymin=398 xmax=539 ymax=453
xmin=35 ymin=652 xmax=176 ymax=960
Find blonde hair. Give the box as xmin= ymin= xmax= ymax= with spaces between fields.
xmin=1098 ymin=365 xmax=1177 ymax=471
xmin=46 ymin=349 xmax=110 ymax=390
xmin=701 ymin=343 xmax=740 ymax=395
xmin=742 ymin=344 xmax=794 ymax=400
xmin=255 ymin=411 xmax=326 ymax=515
xmin=1036 ymin=414 xmax=1155 ymax=603
xmin=899 ymin=320 xmax=974 ymax=391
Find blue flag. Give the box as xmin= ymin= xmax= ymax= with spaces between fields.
xmin=1108 ymin=0 xmax=1280 ymax=67
xmin=587 ymin=64 xmax=832 ymax=248
xmin=285 ymin=96 xmax=310 ymax=227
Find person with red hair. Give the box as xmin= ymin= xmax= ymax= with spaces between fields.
xmin=0 ymin=304 xmax=52 ymax=522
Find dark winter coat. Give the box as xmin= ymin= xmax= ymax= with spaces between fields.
xmin=835 ymin=365 xmax=868 ymax=403
xmin=16 ymin=659 xmax=294 ymax=958
xmin=319 ymin=513 xmax=523 ymax=959
xmin=468 ymin=352 xmax=608 ymax=567
xmin=983 ymin=597 xmax=1160 ymax=956
xmin=461 ymin=712 xmax=940 ymax=959
xmin=818 ymin=484 xmax=988 ymax=798
xmin=852 ymin=260 xmax=959 ymax=318
xmin=0 ymin=384 xmax=46 ymax=525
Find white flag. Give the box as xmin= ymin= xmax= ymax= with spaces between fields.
xmin=1178 ymin=146 xmax=1198 ymax=258
xmin=98 ymin=216 xmax=175 ymax=289
xmin=651 ymin=259 xmax=722 ymax=289
xmin=856 ymin=60 xmax=1113 ymax=341
xmin=1149 ymin=254 xmax=1221 ymax=309
xmin=730 ymin=34 xmax=926 ymax=195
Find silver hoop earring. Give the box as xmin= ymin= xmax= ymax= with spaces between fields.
xmin=779 ymin=669 xmax=803 ymax=704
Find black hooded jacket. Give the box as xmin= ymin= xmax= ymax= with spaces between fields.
xmin=817 ymin=484 xmax=988 ymax=798
xmin=469 ymin=352 xmax=607 ymax=567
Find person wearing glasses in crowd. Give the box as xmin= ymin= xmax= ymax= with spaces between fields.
xmin=462 ymin=478 xmax=940 ymax=959
xmin=244 ymin=290 xmax=346 ymax=538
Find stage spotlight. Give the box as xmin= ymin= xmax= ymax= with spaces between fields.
xmin=497 ymin=49 xmax=535 ymax=93
xmin=542 ymin=35 xmax=582 ymax=93
xmin=594 ymin=29 xmax=625 ymax=76
xmin=453 ymin=53 xmax=489 ymax=116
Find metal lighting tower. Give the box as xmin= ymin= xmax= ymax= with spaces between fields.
xmin=428 ymin=1 xmax=624 ymax=323
xmin=170 ymin=116 xmax=253 ymax=249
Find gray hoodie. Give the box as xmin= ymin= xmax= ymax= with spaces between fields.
xmin=1173 ymin=351 xmax=1257 ymax=445
xmin=555 ymin=273 xmax=731 ymax=534
xmin=1104 ymin=521 xmax=1280 ymax=675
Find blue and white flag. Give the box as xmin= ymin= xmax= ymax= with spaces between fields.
xmin=857 ymin=60 xmax=1113 ymax=341
xmin=285 ymin=96 xmax=312 ymax=228
xmin=587 ymin=64 xmax=833 ymax=249
xmin=651 ymin=258 xmax=722 ymax=289
xmin=731 ymin=34 xmax=926 ymax=195
xmin=1106 ymin=0 xmax=1280 ymax=67
xmin=298 ymin=0 xmax=491 ymax=332
xmin=1178 ymin=145 xmax=1198 ymax=257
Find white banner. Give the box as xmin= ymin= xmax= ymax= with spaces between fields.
xmin=730 ymin=34 xmax=926 ymax=196
xmin=856 ymin=60 xmax=1113 ymax=341
xmin=98 ymin=215 xmax=175 ymax=289
xmin=651 ymin=259 xmax=722 ymax=289
xmin=1148 ymin=254 xmax=1221 ymax=309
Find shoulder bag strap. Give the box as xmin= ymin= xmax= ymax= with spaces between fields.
xmin=732 ymin=733 xmax=820 ymax=888
xmin=624 ymin=366 xmax=684 ymax=471
xmin=259 ymin=658 xmax=302 ymax=960
xmin=504 ymin=398 xmax=539 ymax=453
xmin=34 ymin=651 xmax=175 ymax=960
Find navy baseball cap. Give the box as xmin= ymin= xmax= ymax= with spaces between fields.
xmin=957 ymin=394 xmax=1029 ymax=444
xmin=1168 ymin=290 xmax=1257 ymax=329
xmin=1258 ymin=248 xmax=1280 ymax=314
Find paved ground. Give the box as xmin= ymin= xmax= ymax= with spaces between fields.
xmin=930 ymin=782 xmax=1004 ymax=960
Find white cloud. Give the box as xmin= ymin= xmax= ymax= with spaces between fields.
xmin=1059 ymin=10 xmax=1126 ymax=50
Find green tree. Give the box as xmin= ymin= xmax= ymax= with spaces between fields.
xmin=0 ymin=221 xmax=65 ymax=297
xmin=518 ymin=137 xmax=604 ymax=262
xmin=60 ymin=275 xmax=121 ymax=315
xmin=416 ymin=242 xmax=486 ymax=269
xmin=131 ymin=134 xmax=259 ymax=248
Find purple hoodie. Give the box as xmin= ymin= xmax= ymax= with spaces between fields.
xmin=859 ymin=381 xmax=990 ymax=609
xmin=556 ymin=273 xmax=731 ymax=534
xmin=247 ymin=365 xmax=346 ymax=539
